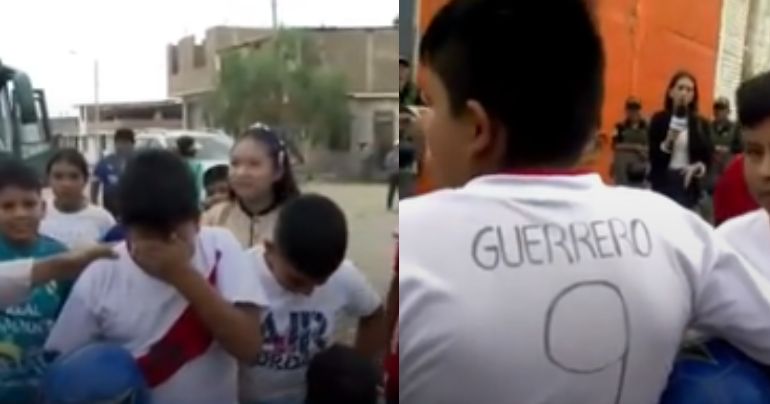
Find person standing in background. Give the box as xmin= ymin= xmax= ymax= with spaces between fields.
xmin=176 ymin=136 xmax=204 ymax=201
xmin=399 ymin=58 xmax=422 ymax=107
xmin=385 ymin=142 xmax=399 ymax=211
xmin=398 ymin=134 xmax=417 ymax=200
xmin=91 ymin=128 xmax=135 ymax=217
xmin=709 ymin=98 xmax=743 ymax=193
xmin=613 ymin=97 xmax=648 ymax=185
xmin=648 ymin=71 xmax=714 ymax=209
xmin=712 ymin=97 xmax=743 ymax=155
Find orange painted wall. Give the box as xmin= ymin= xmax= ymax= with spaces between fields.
xmin=414 ymin=0 xmax=723 ymax=191
xmin=594 ymin=0 xmax=723 ymax=181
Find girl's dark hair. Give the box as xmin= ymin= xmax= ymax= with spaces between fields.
xmin=47 ymin=148 xmax=89 ymax=180
xmin=664 ymin=70 xmax=700 ymax=114
xmin=235 ymin=125 xmax=300 ymax=206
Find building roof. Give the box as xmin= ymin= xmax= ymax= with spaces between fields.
xmin=76 ymin=99 xmax=181 ymax=109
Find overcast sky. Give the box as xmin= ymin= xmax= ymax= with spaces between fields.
xmin=0 ymin=0 xmax=398 ymax=116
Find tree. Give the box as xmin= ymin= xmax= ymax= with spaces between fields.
xmin=207 ymin=29 xmax=352 ymax=150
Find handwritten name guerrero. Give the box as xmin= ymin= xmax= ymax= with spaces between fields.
xmin=471 ymin=218 xmax=652 ymax=270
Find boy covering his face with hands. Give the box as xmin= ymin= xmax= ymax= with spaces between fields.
xmin=46 ymin=149 xmax=268 ymax=404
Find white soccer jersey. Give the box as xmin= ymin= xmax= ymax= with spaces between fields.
xmin=399 ymin=173 xmax=770 ymax=404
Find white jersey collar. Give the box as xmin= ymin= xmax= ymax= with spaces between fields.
xmin=463 ymin=170 xmax=604 ymax=197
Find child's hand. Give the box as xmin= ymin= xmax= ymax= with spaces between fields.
xmin=129 ymin=234 xmax=194 ymax=284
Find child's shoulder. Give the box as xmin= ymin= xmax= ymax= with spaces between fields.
xmin=102 ymin=224 xmax=126 ymax=243
xmin=325 ymin=259 xmax=365 ymax=287
xmin=202 ymin=201 xmax=235 ymax=225
xmin=84 ymin=204 xmax=114 ymax=219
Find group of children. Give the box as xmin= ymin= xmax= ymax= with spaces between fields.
xmin=0 ymin=124 xmax=394 ymax=404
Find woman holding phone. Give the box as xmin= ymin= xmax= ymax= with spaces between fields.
xmin=648 ymin=71 xmax=714 ymax=209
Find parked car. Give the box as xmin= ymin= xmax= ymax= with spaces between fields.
xmin=135 ymin=129 xmax=232 ymax=199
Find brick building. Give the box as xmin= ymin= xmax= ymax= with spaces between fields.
xmin=167 ymin=26 xmax=399 ymax=178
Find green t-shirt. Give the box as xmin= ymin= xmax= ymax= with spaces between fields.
xmin=0 ymin=235 xmax=68 ymax=403
xmin=186 ymin=159 xmax=204 ymax=201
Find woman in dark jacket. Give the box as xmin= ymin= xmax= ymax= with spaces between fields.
xmin=648 ymin=71 xmax=714 ymax=209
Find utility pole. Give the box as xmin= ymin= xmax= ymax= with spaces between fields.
xmin=93 ymin=59 xmax=101 ymax=135
xmin=271 ymin=0 xmax=279 ymax=30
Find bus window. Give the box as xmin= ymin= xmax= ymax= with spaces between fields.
xmin=0 ymin=88 xmax=11 ymax=151
xmin=20 ymin=92 xmax=51 ymax=159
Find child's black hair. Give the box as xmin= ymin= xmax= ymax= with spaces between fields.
xmin=419 ymin=0 xmax=604 ymax=168
xmin=114 ymin=128 xmax=135 ymax=144
xmin=305 ymin=344 xmax=379 ymax=404
xmin=235 ymin=126 xmax=300 ymax=205
xmin=46 ymin=148 xmax=89 ymax=180
xmin=203 ymin=165 xmax=228 ymax=188
xmin=274 ymin=194 xmax=347 ymax=281
xmin=737 ymin=71 xmax=770 ymax=130
xmin=118 ymin=149 xmax=199 ymax=235
xmin=0 ymin=158 xmax=41 ymax=193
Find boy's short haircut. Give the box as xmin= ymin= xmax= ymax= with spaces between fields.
xmin=118 ymin=149 xmax=200 ymax=235
xmin=114 ymin=128 xmax=135 ymax=144
xmin=305 ymin=344 xmax=379 ymax=404
xmin=203 ymin=165 xmax=228 ymax=188
xmin=737 ymin=72 xmax=770 ymax=129
xmin=0 ymin=158 xmax=42 ymax=193
xmin=419 ymin=0 xmax=604 ymax=168
xmin=274 ymin=194 xmax=348 ymax=281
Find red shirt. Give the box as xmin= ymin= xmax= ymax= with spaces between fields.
xmin=385 ymin=244 xmax=398 ymax=400
xmin=714 ymin=155 xmax=759 ymax=226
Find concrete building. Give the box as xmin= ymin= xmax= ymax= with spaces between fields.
xmin=76 ymin=99 xmax=183 ymax=135
xmin=714 ymin=0 xmax=770 ymax=115
xmin=50 ymin=116 xmax=79 ymax=136
xmin=167 ymin=26 xmax=399 ymax=177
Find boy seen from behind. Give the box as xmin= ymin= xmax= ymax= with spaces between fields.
xmin=400 ymin=1 xmax=770 ymax=403
xmin=46 ymin=149 xmax=268 ymax=404
xmin=0 ymin=159 xmax=68 ymax=403
xmin=239 ymin=194 xmax=384 ymax=404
